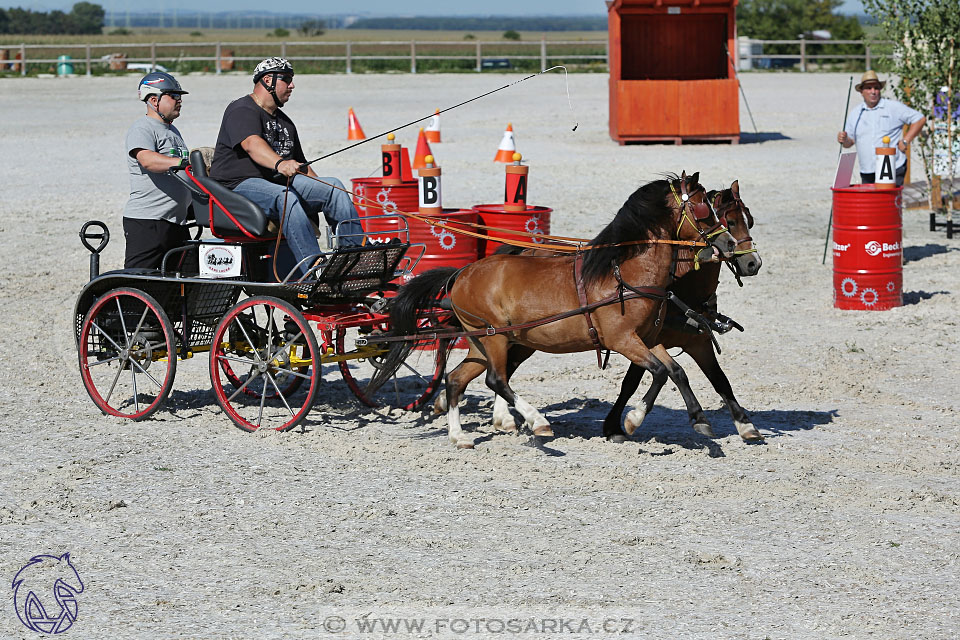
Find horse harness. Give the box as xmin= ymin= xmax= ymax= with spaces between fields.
xmin=363 ymin=179 xmax=742 ymax=360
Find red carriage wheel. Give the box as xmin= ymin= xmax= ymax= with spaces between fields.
xmin=335 ymin=324 xmax=450 ymax=411
xmin=78 ymin=287 xmax=177 ymax=421
xmin=209 ymin=296 xmax=319 ymax=433
xmin=217 ymin=304 xmax=307 ymax=401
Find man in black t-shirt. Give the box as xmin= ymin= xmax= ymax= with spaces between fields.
xmin=210 ymin=58 xmax=363 ymax=274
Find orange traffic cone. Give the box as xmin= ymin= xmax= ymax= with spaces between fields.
xmin=412 ymin=128 xmax=434 ymax=170
xmin=494 ymin=123 xmax=517 ymax=163
xmin=401 ymin=146 xmax=413 ymax=182
xmin=425 ymin=108 xmax=441 ymax=143
xmin=347 ymin=107 xmax=365 ymax=140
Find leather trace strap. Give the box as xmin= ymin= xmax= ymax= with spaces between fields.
xmin=574 ymin=253 xmax=608 ymax=369
xmin=359 ymin=284 xmax=668 ymax=347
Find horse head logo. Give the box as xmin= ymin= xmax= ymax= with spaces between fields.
xmin=12 ymin=553 xmax=84 ymax=635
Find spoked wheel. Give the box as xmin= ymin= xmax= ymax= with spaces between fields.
xmin=218 ymin=310 xmax=307 ymax=400
xmin=78 ymin=287 xmax=177 ymax=421
xmin=209 ymin=296 xmax=319 ymax=433
xmin=336 ymin=324 xmax=451 ymax=411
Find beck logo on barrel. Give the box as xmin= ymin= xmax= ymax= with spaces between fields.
xmin=865 ymin=240 xmax=900 ymax=257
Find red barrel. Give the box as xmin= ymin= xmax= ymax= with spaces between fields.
xmin=403 ymin=208 xmax=479 ymax=282
xmin=831 ymin=185 xmax=903 ymax=310
xmin=351 ymin=177 xmax=419 ymax=242
xmin=472 ymin=204 xmax=553 ymax=258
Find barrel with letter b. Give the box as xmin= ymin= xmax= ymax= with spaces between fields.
xmin=831 ymin=183 xmax=903 ymax=310
xmin=411 ymin=155 xmax=478 ymax=277
xmin=381 ymin=133 xmax=402 ymax=186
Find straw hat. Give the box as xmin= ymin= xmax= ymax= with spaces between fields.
xmin=855 ymin=70 xmax=886 ymax=92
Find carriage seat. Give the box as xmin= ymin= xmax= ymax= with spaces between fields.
xmin=188 ymin=149 xmax=278 ymax=241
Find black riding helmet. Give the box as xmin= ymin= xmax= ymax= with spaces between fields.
xmin=253 ymin=57 xmax=294 ymax=109
xmin=138 ymin=71 xmax=187 ymax=123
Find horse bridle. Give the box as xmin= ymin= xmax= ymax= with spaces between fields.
xmin=670 ymin=178 xmax=732 ymax=266
xmin=713 ymin=191 xmax=760 ymax=283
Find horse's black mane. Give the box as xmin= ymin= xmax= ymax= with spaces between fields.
xmin=581 ymin=173 xmax=683 ymax=286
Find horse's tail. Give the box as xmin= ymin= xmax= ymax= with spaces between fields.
xmin=366 ymin=267 xmax=462 ymax=394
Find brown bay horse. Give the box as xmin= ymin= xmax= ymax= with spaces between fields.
xmin=370 ymin=173 xmax=738 ymax=448
xmin=489 ymin=181 xmax=762 ymax=443
xmin=603 ymin=180 xmax=763 ymax=443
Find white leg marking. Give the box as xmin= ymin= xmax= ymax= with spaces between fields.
xmin=492 ymin=395 xmax=517 ymax=432
xmin=514 ymin=396 xmax=552 ymax=436
xmin=447 ymin=404 xmax=474 ymax=449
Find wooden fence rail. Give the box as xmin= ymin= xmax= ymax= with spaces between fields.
xmin=0 ymin=39 xmax=608 ymax=76
xmin=0 ymin=37 xmax=893 ymax=76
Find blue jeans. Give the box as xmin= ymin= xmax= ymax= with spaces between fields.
xmin=233 ymin=175 xmax=364 ymax=274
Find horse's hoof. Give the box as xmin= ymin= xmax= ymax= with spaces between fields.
xmin=456 ymin=442 xmax=475 ymax=450
xmin=532 ymin=425 xmax=554 ymax=437
xmin=624 ymin=409 xmax=646 ymax=436
xmin=606 ymin=434 xmax=627 ymax=444
xmin=494 ymin=417 xmax=518 ymax=433
xmin=693 ymin=422 xmax=717 ymax=438
xmin=736 ymin=421 xmax=763 ymax=442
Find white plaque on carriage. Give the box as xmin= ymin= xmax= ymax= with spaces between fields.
xmin=199 ymin=244 xmax=242 ymax=278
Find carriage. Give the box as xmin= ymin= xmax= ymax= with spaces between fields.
xmin=74 ymin=150 xmax=454 ymax=433
xmin=76 ymin=155 xmax=761 ymax=446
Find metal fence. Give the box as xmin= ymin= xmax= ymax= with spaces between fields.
xmin=0 ymin=37 xmax=892 ymax=76
xmin=738 ymin=37 xmax=893 ymax=72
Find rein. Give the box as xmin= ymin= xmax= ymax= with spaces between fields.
xmin=286 ymin=170 xmax=714 ymax=253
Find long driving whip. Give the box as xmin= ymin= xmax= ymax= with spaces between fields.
xmin=301 ymin=66 xmax=579 ymax=168
xmin=822 ymin=76 xmax=854 ymax=264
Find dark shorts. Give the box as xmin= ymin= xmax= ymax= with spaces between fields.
xmin=861 ymin=163 xmax=907 ymax=187
xmin=123 ymin=217 xmax=191 ymax=270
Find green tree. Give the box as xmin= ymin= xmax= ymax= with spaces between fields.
xmin=738 ymin=0 xmax=861 ymax=39
xmin=298 ymin=19 xmax=325 ymax=37
xmin=69 ymin=2 xmax=105 ymax=34
xmin=503 ymin=29 xmax=520 ymax=40
xmin=864 ymin=0 xmax=960 ymax=211
xmin=737 ymin=0 xmax=863 ymax=66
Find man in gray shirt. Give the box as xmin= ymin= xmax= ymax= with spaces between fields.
xmin=123 ymin=72 xmax=191 ymax=269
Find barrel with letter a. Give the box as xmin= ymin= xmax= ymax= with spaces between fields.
xmin=874 ymin=136 xmax=896 ymax=189
xmin=831 ymin=184 xmax=903 ymax=310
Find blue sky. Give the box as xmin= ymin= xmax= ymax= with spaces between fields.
xmin=17 ymin=1 xmax=868 ymax=16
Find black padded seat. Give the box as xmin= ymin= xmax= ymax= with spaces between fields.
xmin=188 ymin=149 xmax=277 ymax=240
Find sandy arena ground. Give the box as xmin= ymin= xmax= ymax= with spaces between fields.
xmin=0 ymin=71 xmax=958 ymax=639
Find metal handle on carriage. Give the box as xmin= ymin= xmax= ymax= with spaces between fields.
xmin=159 ymin=244 xmax=198 ymax=278
xmin=396 ymin=243 xmax=426 ymax=278
xmin=80 ymin=220 xmax=109 ymax=281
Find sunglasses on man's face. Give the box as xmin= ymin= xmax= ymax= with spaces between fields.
xmin=862 ymin=84 xmax=881 ymax=91
xmin=276 ymin=74 xmax=294 ymax=84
